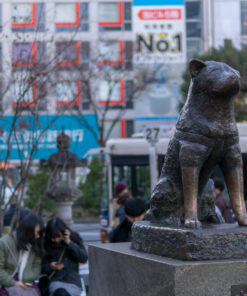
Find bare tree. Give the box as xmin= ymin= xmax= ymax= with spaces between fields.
xmin=0 ymin=4 xmax=153 ymax=234
xmin=0 ymin=10 xmax=84 ymax=233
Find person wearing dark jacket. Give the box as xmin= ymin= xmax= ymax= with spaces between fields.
xmin=214 ymin=178 xmax=233 ymax=223
xmin=109 ymin=198 xmax=146 ymax=243
xmin=42 ymin=217 xmax=88 ymax=296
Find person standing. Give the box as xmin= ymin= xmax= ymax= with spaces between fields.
xmin=111 ymin=182 xmax=130 ymax=227
xmin=109 ymin=198 xmax=146 ymax=243
xmin=214 ymin=178 xmax=232 ymax=223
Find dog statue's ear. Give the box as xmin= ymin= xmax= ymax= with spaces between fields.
xmin=189 ymin=59 xmax=206 ymax=78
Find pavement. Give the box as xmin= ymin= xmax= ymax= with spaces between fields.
xmin=71 ymin=220 xmax=101 ymax=293
xmin=72 ymin=220 xmax=101 ymax=247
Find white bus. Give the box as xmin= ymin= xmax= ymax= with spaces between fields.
xmin=100 ymin=124 xmax=247 ymax=230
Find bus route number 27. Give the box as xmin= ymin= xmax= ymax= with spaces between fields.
xmin=145 ymin=127 xmax=160 ymax=143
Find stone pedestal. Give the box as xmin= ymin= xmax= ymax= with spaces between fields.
xmin=89 ymin=243 xmax=247 ymax=296
xmin=132 ymin=221 xmax=247 ymax=260
xmin=55 ymin=201 xmax=74 ymax=226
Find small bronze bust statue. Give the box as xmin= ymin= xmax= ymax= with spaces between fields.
xmin=147 ymin=59 xmax=247 ymax=229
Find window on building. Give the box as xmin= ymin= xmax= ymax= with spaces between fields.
xmin=104 ymin=120 xmax=121 ymax=139
xmin=55 ymin=2 xmax=89 ymax=32
xmin=241 ymin=1 xmax=247 ymax=36
xmin=186 ymin=0 xmax=202 ymax=59
xmin=186 ymin=22 xmax=201 ymax=38
xmin=126 ymin=120 xmax=134 ymax=137
xmin=99 ymin=3 xmax=119 ymax=23
xmin=12 ymin=42 xmax=46 ymax=68
xmin=13 ymin=42 xmax=35 ymax=67
xmin=81 ymin=41 xmax=90 ymax=66
xmin=118 ymin=119 xmax=132 ymax=138
xmin=12 ymin=3 xmax=45 ymax=32
xmin=186 ymin=39 xmax=202 ymax=59
xmin=81 ymin=80 xmax=90 ymax=110
xmin=104 ymin=119 xmax=134 ymax=139
xmin=98 ymin=80 xmax=124 ymax=105
xmin=12 ymin=3 xmax=33 ymax=24
xmin=99 ymin=41 xmax=132 ymax=69
xmin=11 ymin=81 xmax=37 ymax=106
xmin=125 ymin=41 xmax=133 ymax=70
xmin=56 ymin=42 xmax=80 ymax=66
xmin=125 ymin=80 xmax=133 ymax=109
xmin=56 ymin=41 xmax=89 ymax=68
xmin=99 ymin=2 xmax=131 ymax=31
xmin=99 ymin=41 xmax=123 ymax=66
xmin=56 ymin=81 xmax=81 ymax=106
xmin=55 ymin=3 xmax=78 ymax=24
xmin=186 ymin=1 xmax=201 ymax=20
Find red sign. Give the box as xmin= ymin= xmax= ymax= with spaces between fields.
xmin=138 ymin=9 xmax=181 ymax=20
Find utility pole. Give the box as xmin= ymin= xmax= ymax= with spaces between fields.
xmin=145 ymin=127 xmax=160 ymax=191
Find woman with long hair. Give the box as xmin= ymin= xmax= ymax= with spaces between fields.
xmin=0 ymin=212 xmax=44 ymax=296
xmin=42 ymin=217 xmax=88 ymax=296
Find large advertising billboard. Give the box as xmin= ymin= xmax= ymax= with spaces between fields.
xmin=0 ymin=114 xmax=99 ymax=160
xmin=133 ymin=0 xmax=186 ymax=131
xmin=133 ymin=0 xmax=186 ymax=64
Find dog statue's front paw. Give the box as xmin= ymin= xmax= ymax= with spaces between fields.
xmin=237 ymin=215 xmax=247 ymax=226
xmin=184 ymin=218 xmax=202 ymax=229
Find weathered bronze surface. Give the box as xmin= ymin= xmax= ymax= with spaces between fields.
xmin=198 ymin=178 xmax=220 ymax=223
xmin=231 ymin=285 xmax=247 ymax=296
xmin=131 ymin=221 xmax=247 ymax=260
xmin=146 ymin=59 xmax=247 ymax=228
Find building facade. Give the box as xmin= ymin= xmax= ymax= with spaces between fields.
xmin=0 ymin=0 xmax=243 ymax=159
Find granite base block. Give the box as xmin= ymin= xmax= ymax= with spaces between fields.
xmin=88 ymin=243 xmax=247 ymax=296
xmin=131 ymin=221 xmax=247 ymax=260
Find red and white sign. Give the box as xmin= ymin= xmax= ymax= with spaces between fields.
xmin=138 ymin=9 xmax=182 ymax=20
xmin=133 ymin=3 xmax=186 ymax=64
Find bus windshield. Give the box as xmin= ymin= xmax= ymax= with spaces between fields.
xmin=112 ymin=163 xmax=151 ymax=201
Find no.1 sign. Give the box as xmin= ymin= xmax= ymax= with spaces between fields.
xmin=133 ymin=0 xmax=186 ymax=64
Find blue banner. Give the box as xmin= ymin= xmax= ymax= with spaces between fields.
xmin=133 ymin=0 xmax=184 ymax=5
xmin=0 ymin=114 xmax=99 ymax=160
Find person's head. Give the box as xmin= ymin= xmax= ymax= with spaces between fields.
xmin=214 ymin=178 xmax=225 ymax=195
xmin=16 ymin=212 xmax=44 ymax=257
xmin=45 ymin=217 xmax=68 ymax=245
xmin=117 ymin=191 xmax=131 ymax=205
xmin=124 ymin=198 xmax=146 ymax=224
xmin=45 ymin=217 xmax=81 ymax=247
xmin=114 ymin=182 xmax=128 ymax=197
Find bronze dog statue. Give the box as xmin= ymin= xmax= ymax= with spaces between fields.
xmin=147 ymin=59 xmax=247 ymax=228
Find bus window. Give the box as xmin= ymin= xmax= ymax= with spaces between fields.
xmin=112 ymin=166 xmax=132 ymax=195
xmin=135 ymin=166 xmax=150 ymax=202
xmin=112 ymin=164 xmax=150 ymax=202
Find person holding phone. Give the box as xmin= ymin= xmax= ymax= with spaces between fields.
xmin=0 ymin=212 xmax=44 ymax=296
xmin=42 ymin=217 xmax=88 ymax=296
